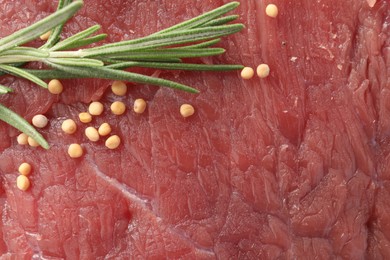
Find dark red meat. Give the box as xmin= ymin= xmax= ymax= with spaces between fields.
xmin=0 ymin=0 xmax=389 ymax=259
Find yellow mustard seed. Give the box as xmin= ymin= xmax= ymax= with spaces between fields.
xmin=48 ymin=79 xmax=63 ymax=94
xmin=68 ymin=143 xmax=83 ymax=158
xmin=111 ymin=81 xmax=127 ymax=96
xmin=110 ymin=101 xmax=126 ymax=115
xmin=16 ymin=175 xmax=30 ymax=191
xmin=241 ymin=67 xmax=254 ymax=80
xmin=61 ymin=119 xmax=77 ymax=134
xmin=105 ymin=135 xmax=121 ymax=150
xmin=27 ymin=136 xmax=40 ymax=147
xmin=133 ymin=98 xmax=147 ymax=114
xmin=265 ymin=4 xmax=278 ymax=18
xmin=98 ymin=123 xmax=112 ymax=136
xmin=85 ymin=127 xmax=100 ymax=142
xmin=88 ymin=101 xmax=104 ymax=116
xmin=18 ymin=162 xmax=32 ymax=176
xmin=32 ymin=114 xmax=48 ymax=128
xmin=39 ymin=30 xmax=51 ymax=41
xmin=17 ymin=133 xmax=28 ymax=145
xmin=180 ymin=104 xmax=195 ymax=118
xmin=79 ymin=112 xmax=92 ymax=123
xmin=257 ymin=64 xmax=270 ymax=78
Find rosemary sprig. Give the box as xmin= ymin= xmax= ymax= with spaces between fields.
xmin=0 ymin=0 xmax=244 ymax=149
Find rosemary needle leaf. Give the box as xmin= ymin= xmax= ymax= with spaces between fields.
xmin=0 ymin=0 xmax=83 ymax=53
xmin=150 ymin=2 xmax=240 ymax=35
xmin=174 ymin=38 xmax=222 ymax=49
xmin=0 ymin=55 xmax=45 ymax=64
xmin=56 ymin=34 xmax=108 ymax=51
xmin=0 ymin=85 xmax=13 ymax=94
xmin=22 ymin=69 xmax=77 ymax=79
xmin=202 ymin=15 xmax=240 ymax=27
xmin=105 ymin=48 xmax=225 ymax=60
xmin=44 ymin=61 xmax=199 ymax=93
xmin=102 ymin=57 xmax=183 ymax=63
xmin=50 ymin=25 xmax=102 ymax=51
xmin=46 ymin=57 xmax=104 ymax=67
xmin=0 ymin=47 xmax=49 ymax=64
xmin=43 ymin=0 xmax=74 ymax=48
xmin=0 ymin=65 xmax=48 ymax=88
xmin=0 ymin=103 xmax=49 ymax=149
xmin=1 ymin=47 xmax=49 ymax=58
xmin=106 ymin=61 xmax=244 ymax=71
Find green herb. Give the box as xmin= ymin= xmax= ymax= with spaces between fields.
xmin=0 ymin=0 xmax=244 ymax=149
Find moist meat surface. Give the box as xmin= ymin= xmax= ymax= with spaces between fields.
xmin=0 ymin=0 xmax=389 ymax=259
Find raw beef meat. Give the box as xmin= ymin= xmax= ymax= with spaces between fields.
xmin=0 ymin=0 xmax=389 ymax=259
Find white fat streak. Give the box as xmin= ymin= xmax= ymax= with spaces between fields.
xmin=85 ymin=158 xmax=152 ymax=211
xmin=86 ymin=158 xmax=216 ymax=257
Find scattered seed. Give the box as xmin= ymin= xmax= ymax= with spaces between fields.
xmin=18 ymin=162 xmax=32 ymax=176
xmin=257 ymin=64 xmax=270 ymax=78
xmin=265 ymin=4 xmax=278 ymax=18
xmin=85 ymin=126 xmax=100 ymax=142
xmin=39 ymin=30 xmax=51 ymax=41
xmin=27 ymin=136 xmax=40 ymax=147
xmin=133 ymin=98 xmax=147 ymax=114
xmin=17 ymin=133 xmax=28 ymax=145
xmin=111 ymin=101 xmax=126 ymax=115
xmin=61 ymin=119 xmax=77 ymax=134
xmin=105 ymin=135 xmax=121 ymax=149
xmin=180 ymin=104 xmax=195 ymax=118
xmin=16 ymin=175 xmax=30 ymax=191
xmin=32 ymin=114 xmax=48 ymax=128
xmin=98 ymin=123 xmax=112 ymax=136
xmin=88 ymin=101 xmax=104 ymax=116
xmin=48 ymin=79 xmax=63 ymax=94
xmin=79 ymin=112 xmax=92 ymax=123
xmin=240 ymin=67 xmax=254 ymax=80
xmin=111 ymin=81 xmax=127 ymax=96
xmin=68 ymin=143 xmax=83 ymax=158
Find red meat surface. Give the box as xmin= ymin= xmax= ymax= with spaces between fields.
xmin=0 ymin=0 xmax=389 ymax=259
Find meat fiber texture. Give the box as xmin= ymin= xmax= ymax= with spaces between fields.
xmin=0 ymin=0 xmax=389 ymax=259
